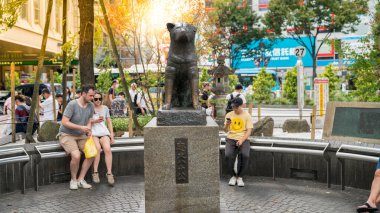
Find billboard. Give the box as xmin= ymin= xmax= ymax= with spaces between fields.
xmin=232 ymin=37 xmax=314 ymax=69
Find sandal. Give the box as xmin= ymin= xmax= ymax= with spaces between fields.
xmin=357 ymin=202 xmax=378 ymax=213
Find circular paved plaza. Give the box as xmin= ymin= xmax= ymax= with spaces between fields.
xmin=0 ymin=175 xmax=369 ymax=213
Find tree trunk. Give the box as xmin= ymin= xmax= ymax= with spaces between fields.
xmin=99 ymin=0 xmax=142 ymax=134
xmin=78 ymin=0 xmax=95 ymax=86
xmin=25 ymin=0 xmax=53 ymax=143
xmin=62 ymin=0 xmax=68 ymax=111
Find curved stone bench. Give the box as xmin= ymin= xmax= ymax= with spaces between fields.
xmin=0 ymin=135 xmax=378 ymax=194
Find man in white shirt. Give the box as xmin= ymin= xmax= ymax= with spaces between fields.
xmin=40 ymin=88 xmax=59 ymax=123
xmin=226 ymin=84 xmax=247 ymax=106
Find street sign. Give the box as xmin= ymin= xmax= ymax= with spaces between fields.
xmin=294 ymin=46 xmax=306 ymax=58
xmin=314 ymin=78 xmax=329 ymax=117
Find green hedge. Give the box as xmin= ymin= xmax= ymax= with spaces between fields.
xmin=111 ymin=115 xmax=153 ymax=132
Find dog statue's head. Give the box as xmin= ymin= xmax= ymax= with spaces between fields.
xmin=167 ymin=23 xmax=197 ymax=43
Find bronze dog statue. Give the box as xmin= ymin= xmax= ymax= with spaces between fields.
xmin=163 ymin=23 xmax=200 ymax=110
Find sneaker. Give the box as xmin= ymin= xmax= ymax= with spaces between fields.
xmin=92 ymin=172 xmax=100 ymax=183
xmin=228 ymin=176 xmax=237 ymax=186
xmin=78 ymin=180 xmax=92 ymax=189
xmin=237 ymin=177 xmax=244 ymax=187
xmin=106 ymin=173 xmax=115 ymax=186
xmin=70 ymin=179 xmax=78 ymax=190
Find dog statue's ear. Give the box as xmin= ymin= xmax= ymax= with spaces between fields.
xmin=167 ymin=23 xmax=175 ymax=31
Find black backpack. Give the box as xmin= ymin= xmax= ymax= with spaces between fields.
xmin=225 ymin=93 xmax=240 ymax=114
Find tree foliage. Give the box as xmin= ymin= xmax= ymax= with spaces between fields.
xmin=318 ymin=64 xmax=339 ymax=92
xmin=95 ymin=69 xmax=113 ymax=93
xmin=199 ymin=67 xmax=211 ymax=88
xmin=263 ymin=0 xmax=368 ymax=78
xmin=282 ymin=67 xmax=297 ymax=104
xmin=0 ymin=0 xmax=26 ymax=33
xmin=228 ymin=74 xmax=239 ymax=93
xmin=252 ymin=69 xmax=276 ymax=104
xmin=5 ymin=72 xmax=20 ymax=90
xmin=348 ymin=49 xmax=380 ymax=102
xmin=207 ymin=0 xmax=267 ymax=67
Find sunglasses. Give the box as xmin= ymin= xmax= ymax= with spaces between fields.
xmin=94 ymin=98 xmax=102 ymax=101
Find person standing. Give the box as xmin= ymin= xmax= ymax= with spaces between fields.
xmin=225 ymin=84 xmax=247 ymax=114
xmin=40 ymin=88 xmax=59 ymax=124
xmin=56 ymin=94 xmax=63 ymax=122
xmin=91 ymin=92 xmax=115 ymax=186
xmin=58 ymin=85 xmax=96 ymax=190
xmin=224 ymin=97 xmax=253 ymax=187
xmin=108 ymin=80 xmax=118 ymax=104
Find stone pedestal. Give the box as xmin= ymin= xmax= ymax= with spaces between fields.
xmin=157 ymin=109 xmax=206 ymax=126
xmin=144 ymin=117 xmax=220 ymax=213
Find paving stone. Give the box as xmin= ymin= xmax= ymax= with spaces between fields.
xmin=0 ymin=175 xmax=370 ymax=213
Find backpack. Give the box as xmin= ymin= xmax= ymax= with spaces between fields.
xmin=225 ymin=93 xmax=240 ymax=114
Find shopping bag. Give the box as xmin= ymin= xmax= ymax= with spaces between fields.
xmin=83 ymin=137 xmax=97 ymax=158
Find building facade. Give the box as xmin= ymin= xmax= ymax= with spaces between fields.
xmin=0 ymin=0 xmax=79 ymax=90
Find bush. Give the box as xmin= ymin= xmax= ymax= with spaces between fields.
xmin=252 ymin=69 xmax=276 ymax=104
xmin=282 ymin=67 xmax=297 ymax=104
xmin=111 ymin=115 xmax=153 ymax=132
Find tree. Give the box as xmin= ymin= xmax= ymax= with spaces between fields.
xmin=263 ymin=0 xmax=368 ymax=80
xmin=282 ymin=67 xmax=297 ymax=104
xmin=348 ymin=47 xmax=380 ymax=102
xmin=252 ymin=69 xmax=276 ymax=104
xmin=78 ymin=0 xmax=95 ymax=86
xmin=25 ymin=0 xmax=53 ymax=143
xmin=207 ymin=0 xmax=267 ymax=68
xmin=199 ymin=67 xmax=211 ymax=88
xmin=0 ymin=0 xmax=26 ymax=33
xmin=318 ymin=64 xmax=339 ymax=92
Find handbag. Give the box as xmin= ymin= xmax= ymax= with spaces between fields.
xmin=83 ymin=137 xmax=97 ymax=158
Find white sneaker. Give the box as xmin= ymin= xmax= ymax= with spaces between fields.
xmin=78 ymin=180 xmax=92 ymax=189
xmin=237 ymin=177 xmax=244 ymax=187
xmin=229 ymin=176 xmax=237 ymax=186
xmin=70 ymin=179 xmax=78 ymax=190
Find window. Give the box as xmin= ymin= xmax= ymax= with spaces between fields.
xmin=20 ymin=1 xmax=29 ymax=21
xmin=34 ymin=0 xmax=40 ymax=25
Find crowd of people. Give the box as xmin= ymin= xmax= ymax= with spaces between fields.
xmin=1 ymin=81 xmax=150 ymax=137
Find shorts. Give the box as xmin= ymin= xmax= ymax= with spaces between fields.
xmin=59 ymin=133 xmax=88 ymax=154
xmin=377 ymin=157 xmax=380 ymax=169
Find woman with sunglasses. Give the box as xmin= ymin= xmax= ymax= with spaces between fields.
xmin=91 ymin=91 xmax=115 ymax=186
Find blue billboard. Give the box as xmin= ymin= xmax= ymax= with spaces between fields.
xmin=232 ymin=37 xmax=314 ymax=69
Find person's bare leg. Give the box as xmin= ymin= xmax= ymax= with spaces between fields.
xmin=359 ymin=169 xmax=380 ymax=209
xmin=78 ymin=157 xmax=95 ymax=181
xmin=100 ymin=137 xmax=112 ymax=174
xmin=70 ymin=150 xmax=81 ymax=180
xmin=93 ymin=137 xmax=102 ymax=173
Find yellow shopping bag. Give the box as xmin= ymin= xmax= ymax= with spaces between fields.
xmin=83 ymin=137 xmax=97 ymax=158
